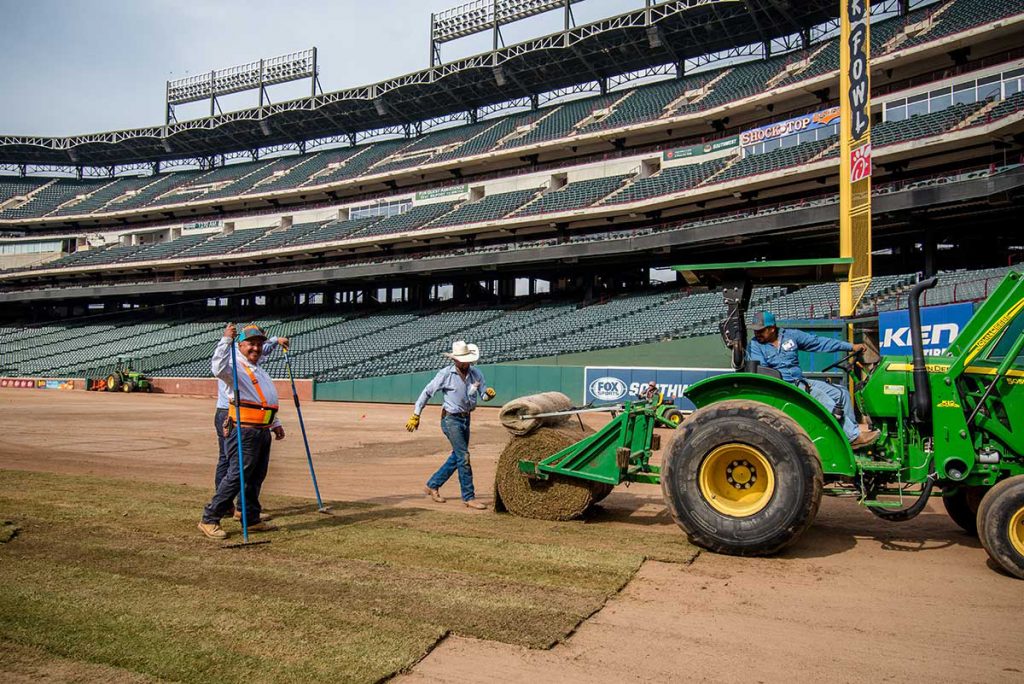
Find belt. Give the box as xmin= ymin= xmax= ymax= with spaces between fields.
xmin=441 ymin=409 xmax=469 ymax=418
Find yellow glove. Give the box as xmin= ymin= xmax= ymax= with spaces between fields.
xmin=483 ymin=387 xmax=496 ymax=401
xmin=405 ymin=414 xmax=420 ymax=432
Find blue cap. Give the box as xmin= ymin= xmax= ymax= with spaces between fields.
xmin=751 ymin=312 xmax=777 ymax=331
xmin=238 ymin=324 xmax=268 ymax=342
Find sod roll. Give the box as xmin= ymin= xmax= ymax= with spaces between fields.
xmin=495 ymin=425 xmax=609 ymax=521
xmin=498 ymin=391 xmax=574 ymax=436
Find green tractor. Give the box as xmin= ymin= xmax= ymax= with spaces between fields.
xmin=501 ymin=260 xmax=1024 ymax=578
xmin=105 ymin=358 xmax=153 ymax=394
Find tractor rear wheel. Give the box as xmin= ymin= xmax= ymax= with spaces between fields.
xmin=977 ymin=475 xmax=1024 ymax=579
xmin=106 ymin=374 xmax=120 ymax=392
xmin=661 ymin=400 xmax=823 ymax=556
xmin=943 ymin=486 xmax=986 ymax=535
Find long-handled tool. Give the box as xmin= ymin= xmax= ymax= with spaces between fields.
xmin=282 ymin=346 xmax=329 ymax=513
xmin=224 ymin=327 xmax=269 ymax=548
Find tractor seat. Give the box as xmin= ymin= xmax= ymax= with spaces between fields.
xmin=743 ymin=360 xmax=783 ymax=380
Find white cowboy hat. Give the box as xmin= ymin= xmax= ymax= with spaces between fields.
xmin=444 ymin=340 xmax=480 ymax=363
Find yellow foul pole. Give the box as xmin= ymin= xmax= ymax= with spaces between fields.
xmin=839 ymin=0 xmax=873 ymax=317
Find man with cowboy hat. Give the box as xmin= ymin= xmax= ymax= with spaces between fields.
xmin=198 ymin=323 xmax=286 ymax=540
xmin=406 ymin=340 xmax=496 ymax=509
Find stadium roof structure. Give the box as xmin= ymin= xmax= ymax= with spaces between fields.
xmin=0 ymin=0 xmax=875 ymax=169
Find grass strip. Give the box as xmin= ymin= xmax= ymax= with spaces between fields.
xmin=0 ymin=469 xmax=695 ymax=683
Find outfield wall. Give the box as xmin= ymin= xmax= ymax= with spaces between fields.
xmin=315 ymin=364 xmax=584 ymax=404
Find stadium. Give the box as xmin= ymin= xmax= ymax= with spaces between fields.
xmin=2 ymin=0 xmax=1023 ymax=681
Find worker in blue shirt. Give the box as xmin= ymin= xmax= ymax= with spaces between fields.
xmin=406 ymin=340 xmax=496 ymax=509
xmin=746 ymin=312 xmax=880 ymax=449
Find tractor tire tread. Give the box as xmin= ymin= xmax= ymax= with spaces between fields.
xmin=977 ymin=475 xmax=1024 ymax=579
xmin=661 ymin=400 xmax=823 ymax=557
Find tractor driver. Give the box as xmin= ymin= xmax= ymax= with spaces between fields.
xmin=747 ymin=312 xmax=880 ymax=449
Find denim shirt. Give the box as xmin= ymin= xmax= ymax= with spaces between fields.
xmin=746 ymin=328 xmax=852 ymax=383
xmin=414 ymin=365 xmax=488 ymax=416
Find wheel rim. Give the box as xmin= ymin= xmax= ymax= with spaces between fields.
xmin=698 ymin=443 xmax=776 ymax=517
xmin=1010 ymin=507 xmax=1024 ymax=557
xmin=669 ymin=413 xmax=681 ymax=425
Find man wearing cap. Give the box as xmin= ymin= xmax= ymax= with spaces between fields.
xmin=198 ymin=323 xmax=286 ymax=540
xmin=213 ymin=330 xmax=287 ymax=522
xmin=406 ymin=340 xmax=496 ymax=509
xmin=747 ymin=312 xmax=880 ymax=449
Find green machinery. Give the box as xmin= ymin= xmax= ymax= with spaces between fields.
xmin=508 ymin=260 xmax=1024 ymax=578
xmin=105 ymin=358 xmax=153 ymax=393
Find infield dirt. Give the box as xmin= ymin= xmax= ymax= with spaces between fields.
xmin=1 ymin=388 xmax=1022 ymax=682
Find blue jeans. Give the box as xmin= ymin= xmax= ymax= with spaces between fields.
xmin=203 ymin=426 xmax=271 ymax=523
xmin=214 ymin=408 xmax=230 ymax=488
xmin=806 ymin=378 xmax=860 ymax=442
xmin=427 ymin=414 xmax=475 ymax=501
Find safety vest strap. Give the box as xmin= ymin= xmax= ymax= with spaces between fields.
xmin=230 ymin=364 xmax=278 ymax=428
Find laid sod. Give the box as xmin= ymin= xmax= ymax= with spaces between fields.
xmin=0 ymin=470 xmax=696 ymax=683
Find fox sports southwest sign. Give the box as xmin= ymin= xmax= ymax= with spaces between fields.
xmin=584 ymin=367 xmax=728 ymax=411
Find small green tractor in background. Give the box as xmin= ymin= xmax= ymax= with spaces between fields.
xmin=502 ymin=260 xmax=1024 ymax=578
xmin=105 ymin=358 xmax=153 ymax=394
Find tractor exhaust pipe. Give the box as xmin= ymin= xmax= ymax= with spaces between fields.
xmin=908 ymin=276 xmax=938 ymax=426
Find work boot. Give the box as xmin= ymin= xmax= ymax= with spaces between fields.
xmin=233 ymin=510 xmax=272 ymax=522
xmin=424 ymin=486 xmax=446 ymax=503
xmin=851 ymin=429 xmax=881 ymax=450
xmin=463 ymin=499 xmax=487 ymax=510
xmin=248 ymin=521 xmax=277 ymax=532
xmin=197 ymin=522 xmax=227 ymax=540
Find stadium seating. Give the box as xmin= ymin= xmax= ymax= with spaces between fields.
xmin=899 ymin=0 xmax=1024 ymax=51
xmin=2 ymin=266 xmax=1019 ymax=381
xmin=0 ymin=179 xmax=106 ymax=219
xmin=348 ymin=202 xmax=461 ymax=239
xmin=603 ymin=160 xmax=728 ymax=205
xmin=499 ymin=94 xmax=621 ymax=150
xmin=116 ymin=233 xmax=211 ymax=264
xmin=872 ymin=101 xmax=987 ymax=147
xmin=704 ymin=138 xmax=834 ymax=186
xmin=0 ymin=0 xmax=1021 ymax=226
xmin=173 ymin=228 xmax=267 ymax=258
xmin=512 ymin=175 xmax=633 ymax=217
xmin=425 ymin=188 xmax=542 ymax=228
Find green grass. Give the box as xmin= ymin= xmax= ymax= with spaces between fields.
xmin=0 ymin=470 xmax=696 ymax=683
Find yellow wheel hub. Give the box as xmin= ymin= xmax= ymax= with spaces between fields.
xmin=1010 ymin=507 xmax=1024 ymax=557
xmin=698 ymin=443 xmax=776 ymax=517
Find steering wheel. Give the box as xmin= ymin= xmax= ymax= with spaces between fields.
xmin=822 ymin=350 xmax=866 ymax=381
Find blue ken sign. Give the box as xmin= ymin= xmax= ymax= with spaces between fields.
xmin=878 ymin=302 xmax=974 ymax=356
xmin=584 ymin=366 xmax=729 ymax=410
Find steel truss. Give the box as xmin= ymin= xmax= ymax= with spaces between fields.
xmin=0 ymin=0 xmax=952 ymax=172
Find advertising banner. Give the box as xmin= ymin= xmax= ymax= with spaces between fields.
xmin=878 ymin=302 xmax=974 ymax=356
xmin=662 ymin=136 xmax=739 ymax=162
xmin=739 ymin=107 xmax=840 ymax=146
xmin=415 ymin=185 xmax=468 ymax=201
xmin=182 ymin=219 xmax=223 ymax=231
xmin=584 ymin=366 xmax=729 ymax=411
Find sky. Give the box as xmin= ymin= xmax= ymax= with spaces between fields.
xmin=0 ymin=0 xmax=639 ymax=137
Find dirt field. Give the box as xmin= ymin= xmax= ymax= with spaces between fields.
xmin=2 ymin=388 xmax=1022 ymax=682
